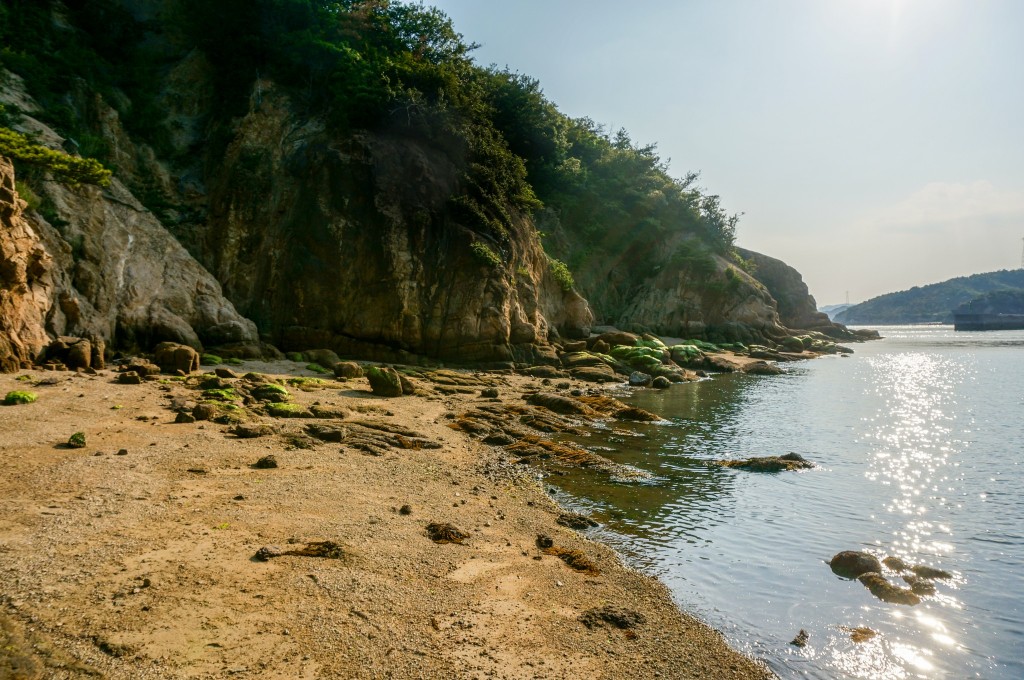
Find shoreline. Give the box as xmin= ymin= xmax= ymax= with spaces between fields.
xmin=0 ymin=357 xmax=775 ymax=679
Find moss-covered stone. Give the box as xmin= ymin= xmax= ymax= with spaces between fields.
xmin=286 ymin=352 xmax=305 ymax=362
xmin=366 ymin=366 xmax=403 ymax=397
xmin=252 ymin=384 xmax=291 ymax=402
xmin=202 ymin=388 xmax=239 ymax=401
xmin=305 ymin=362 xmax=330 ymax=374
xmin=287 ymin=377 xmax=326 ymax=391
xmin=200 ymin=354 xmax=223 ymax=366
xmin=718 ymin=452 xmax=813 ymax=472
xmin=780 ymin=336 xmax=804 ymax=352
xmin=3 ymin=390 xmax=37 ymax=405
xmin=266 ymin=402 xmax=313 ymax=418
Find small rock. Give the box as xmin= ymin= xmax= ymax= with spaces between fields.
xmin=399 ymin=504 xmax=413 ymax=515
xmin=215 ymin=367 xmax=239 ymax=379
xmin=117 ymin=371 xmax=142 ymax=385
xmin=232 ymin=424 xmax=275 ymax=439
xmin=651 ymin=376 xmax=671 ymax=389
xmin=480 ymin=387 xmax=499 ymax=399
xmin=115 ymin=448 xmax=128 ymax=456
xmin=254 ymin=546 xmax=283 ymax=561
xmin=192 ymin=403 xmax=218 ymax=421
xmin=535 ymin=534 xmax=554 ymax=549
xmin=628 ymin=371 xmax=652 ymax=387
xmin=426 ymin=522 xmax=469 ymax=544
xmin=790 ymin=629 xmax=809 ymax=647
xmin=175 ymin=411 xmax=197 ymax=424
xmin=253 ymin=455 xmax=278 ymax=469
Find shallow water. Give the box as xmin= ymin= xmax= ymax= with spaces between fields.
xmin=549 ymin=326 xmax=1024 ymax=679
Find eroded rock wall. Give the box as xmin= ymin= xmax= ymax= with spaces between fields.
xmin=0 ymin=70 xmax=260 ymax=368
xmin=189 ymin=86 xmax=590 ymax=364
xmin=0 ymin=156 xmax=53 ymax=370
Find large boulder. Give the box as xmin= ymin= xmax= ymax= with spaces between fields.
xmin=45 ymin=336 xmax=98 ymax=370
xmin=153 ymin=341 xmax=200 ymax=374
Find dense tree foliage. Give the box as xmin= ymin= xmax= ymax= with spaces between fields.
xmin=0 ymin=0 xmax=739 ymax=264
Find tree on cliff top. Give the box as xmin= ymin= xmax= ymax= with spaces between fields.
xmin=0 ymin=0 xmax=739 ymax=258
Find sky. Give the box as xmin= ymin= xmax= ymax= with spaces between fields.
xmin=429 ymin=0 xmax=1024 ymax=305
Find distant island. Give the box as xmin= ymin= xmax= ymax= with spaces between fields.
xmin=953 ymin=289 xmax=1024 ymax=331
xmin=836 ymin=270 xmax=1024 ymax=325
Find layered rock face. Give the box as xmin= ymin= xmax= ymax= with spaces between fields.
xmin=0 ymin=156 xmax=53 ymax=370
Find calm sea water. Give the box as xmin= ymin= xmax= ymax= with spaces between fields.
xmin=549 ymin=326 xmax=1024 ymax=679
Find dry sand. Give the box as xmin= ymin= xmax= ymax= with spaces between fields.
xmin=0 ymin=360 xmax=774 ymax=679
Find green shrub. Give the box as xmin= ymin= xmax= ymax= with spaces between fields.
xmin=470 ymin=241 xmax=502 ymax=268
xmin=547 ymin=257 xmax=574 ymax=292
xmin=67 ymin=432 xmax=86 ymax=448
xmin=3 ymin=390 xmax=37 ymax=405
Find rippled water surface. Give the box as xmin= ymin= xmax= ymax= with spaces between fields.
xmin=550 ymin=326 xmax=1024 ymax=678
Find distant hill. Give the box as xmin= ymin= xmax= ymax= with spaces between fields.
xmin=836 ymin=270 xmax=1024 ymax=325
xmin=819 ymin=304 xmax=852 ymax=320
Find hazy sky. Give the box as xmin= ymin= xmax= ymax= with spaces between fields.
xmin=430 ymin=0 xmax=1024 ymax=305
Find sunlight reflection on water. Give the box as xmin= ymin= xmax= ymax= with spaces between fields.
xmin=549 ymin=327 xmax=1024 ymax=679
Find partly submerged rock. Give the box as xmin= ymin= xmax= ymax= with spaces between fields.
xmin=910 ymin=564 xmax=952 ymax=580
xmin=830 ymin=551 xmax=883 ymax=580
xmin=628 ymin=371 xmax=652 ymax=387
xmin=858 ymin=572 xmax=921 ymax=605
xmin=556 ymin=512 xmax=599 ymax=530
xmin=719 ymin=452 xmax=813 ymax=472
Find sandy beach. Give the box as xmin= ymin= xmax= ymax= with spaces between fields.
xmin=0 ymin=359 xmax=774 ymax=679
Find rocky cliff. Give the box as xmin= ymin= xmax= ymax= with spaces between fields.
xmin=189 ymin=85 xmax=591 ymax=364
xmin=1 ymin=69 xmax=260 ymax=364
xmin=0 ymin=2 xmax=857 ymax=370
xmin=0 ymin=156 xmax=53 ymax=370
